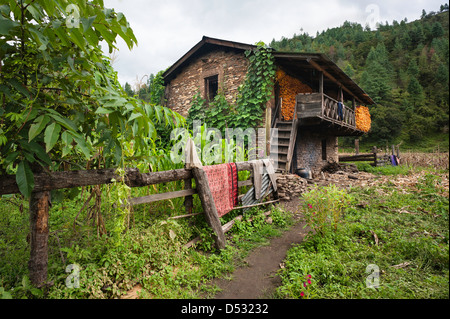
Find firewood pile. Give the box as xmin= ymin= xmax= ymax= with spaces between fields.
xmin=276 ymin=174 xmax=308 ymax=201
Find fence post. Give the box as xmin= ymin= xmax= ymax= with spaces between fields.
xmin=28 ymin=190 xmax=51 ymax=287
xmin=372 ymin=146 xmax=378 ymax=167
xmin=183 ymin=162 xmax=193 ymax=214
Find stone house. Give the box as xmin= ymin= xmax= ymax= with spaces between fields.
xmin=163 ymin=36 xmax=374 ymax=176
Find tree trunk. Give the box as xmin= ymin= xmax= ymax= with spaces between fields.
xmin=28 ymin=190 xmax=51 ymax=287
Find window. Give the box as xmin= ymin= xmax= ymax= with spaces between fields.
xmin=321 ymin=139 xmax=327 ymax=161
xmin=204 ymin=75 xmax=219 ymax=103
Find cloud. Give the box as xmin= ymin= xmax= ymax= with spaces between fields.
xmin=103 ymin=0 xmax=445 ymax=86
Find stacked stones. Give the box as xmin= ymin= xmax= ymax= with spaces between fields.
xmin=276 ymin=174 xmax=308 ymax=201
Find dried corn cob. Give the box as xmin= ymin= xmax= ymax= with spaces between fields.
xmin=277 ymin=69 xmax=312 ymax=121
xmin=355 ymin=106 xmax=371 ymax=132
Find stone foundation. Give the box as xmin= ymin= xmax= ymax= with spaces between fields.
xmin=276 ymin=174 xmax=308 ymax=201
xmin=295 ymin=130 xmax=338 ymax=178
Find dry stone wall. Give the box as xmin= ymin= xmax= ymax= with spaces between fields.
xmin=165 ymin=48 xmax=249 ymax=117
xmin=276 ymin=174 xmax=308 ymax=201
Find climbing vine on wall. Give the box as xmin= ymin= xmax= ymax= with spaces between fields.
xmin=186 ymin=42 xmax=276 ymax=133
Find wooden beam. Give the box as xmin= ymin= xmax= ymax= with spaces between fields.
xmin=129 ymin=189 xmax=197 ymax=206
xmin=169 ymin=212 xmax=202 ymax=220
xmin=191 ymin=167 xmax=226 ymax=250
xmin=306 ymin=58 xmax=363 ymax=105
xmin=230 ymin=199 xmax=279 ymax=211
xmin=0 ymin=162 xmax=255 ymax=196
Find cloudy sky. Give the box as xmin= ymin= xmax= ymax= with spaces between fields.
xmin=102 ymin=0 xmax=446 ymax=87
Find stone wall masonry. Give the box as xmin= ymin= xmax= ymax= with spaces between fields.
xmin=165 ymin=48 xmax=249 ymax=117
xmin=276 ymin=174 xmax=308 ymax=201
xmin=295 ymin=130 xmax=338 ymax=178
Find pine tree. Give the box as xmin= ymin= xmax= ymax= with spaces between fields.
xmin=407 ymin=77 xmax=425 ymax=107
xmin=431 ymin=22 xmax=445 ymax=38
xmin=407 ymin=60 xmax=420 ymax=77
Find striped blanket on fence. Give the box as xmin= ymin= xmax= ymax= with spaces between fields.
xmin=202 ymin=163 xmax=238 ymax=217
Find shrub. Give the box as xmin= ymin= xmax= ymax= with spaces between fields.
xmin=301 ymin=184 xmax=352 ymax=236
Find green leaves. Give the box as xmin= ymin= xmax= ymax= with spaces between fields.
xmin=29 ymin=115 xmax=50 ymax=142
xmin=0 ymin=0 xmax=185 ymax=198
xmin=0 ymin=13 xmax=19 ymax=35
xmin=44 ymin=122 xmax=61 ymax=152
xmin=16 ymin=161 xmax=35 ymax=198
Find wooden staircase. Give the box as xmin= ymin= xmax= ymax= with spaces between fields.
xmin=270 ymin=119 xmax=298 ymax=173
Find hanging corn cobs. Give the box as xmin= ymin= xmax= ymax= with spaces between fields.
xmin=277 ymin=69 xmax=312 ymax=121
xmin=355 ymin=106 xmax=371 ymax=132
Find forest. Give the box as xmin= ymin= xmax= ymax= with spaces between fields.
xmin=126 ymin=4 xmax=450 ymax=151
xmin=271 ymin=5 xmax=449 ymax=150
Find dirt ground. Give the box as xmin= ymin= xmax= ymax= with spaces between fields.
xmin=213 ymin=197 xmax=307 ymax=299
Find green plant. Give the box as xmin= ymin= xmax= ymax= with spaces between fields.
xmin=0 ymin=0 xmax=185 ymax=197
xmin=276 ymin=169 xmax=449 ymax=299
xmin=186 ymin=42 xmax=276 ymax=134
xmin=302 ymin=184 xmax=352 ymax=236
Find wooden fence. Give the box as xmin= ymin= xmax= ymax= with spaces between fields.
xmin=0 ymin=161 xmax=277 ymax=287
xmin=338 ymin=152 xmax=378 ymax=167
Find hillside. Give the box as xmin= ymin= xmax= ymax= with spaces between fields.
xmin=270 ymin=5 xmax=449 ymax=151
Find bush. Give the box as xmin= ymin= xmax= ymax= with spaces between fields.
xmin=301 ymin=184 xmax=352 ymax=236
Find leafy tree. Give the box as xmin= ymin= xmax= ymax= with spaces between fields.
xmin=407 ymin=59 xmax=420 ymax=77
xmin=360 ymin=45 xmax=393 ymax=103
xmin=0 ymin=0 xmax=184 ymax=197
xmin=436 ymin=63 xmax=449 ymax=85
xmin=148 ymin=70 xmax=166 ymax=105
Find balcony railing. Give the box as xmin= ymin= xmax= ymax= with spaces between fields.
xmin=296 ymin=93 xmax=357 ymax=130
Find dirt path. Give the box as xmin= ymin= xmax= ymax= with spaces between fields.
xmin=213 ymin=198 xmax=307 ymax=299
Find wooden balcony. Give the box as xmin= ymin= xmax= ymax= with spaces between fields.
xmin=296 ymin=93 xmax=363 ymax=136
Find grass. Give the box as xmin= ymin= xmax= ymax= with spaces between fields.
xmin=274 ymin=165 xmax=449 ymax=299
xmin=1 ymin=160 xmax=447 ymax=299
xmin=0 ymin=182 xmax=294 ymax=299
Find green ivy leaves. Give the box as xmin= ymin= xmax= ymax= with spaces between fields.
xmin=186 ymin=43 xmax=276 ymax=134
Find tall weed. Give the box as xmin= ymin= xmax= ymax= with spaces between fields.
xmin=301 ymin=184 xmax=352 ymax=236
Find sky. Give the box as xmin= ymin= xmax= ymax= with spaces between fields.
xmin=102 ymin=0 xmax=447 ymax=88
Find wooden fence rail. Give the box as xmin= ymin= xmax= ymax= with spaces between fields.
xmin=0 ymin=162 xmax=254 ymax=196
xmin=0 ymin=161 xmax=271 ymax=287
xmin=338 ymin=153 xmax=377 ymax=166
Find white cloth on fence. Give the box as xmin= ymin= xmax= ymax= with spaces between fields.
xmin=250 ymin=160 xmax=264 ymax=200
xmin=262 ymin=158 xmax=277 ymax=192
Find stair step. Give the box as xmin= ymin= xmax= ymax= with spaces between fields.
xmin=271 ymin=142 xmax=290 ymax=147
